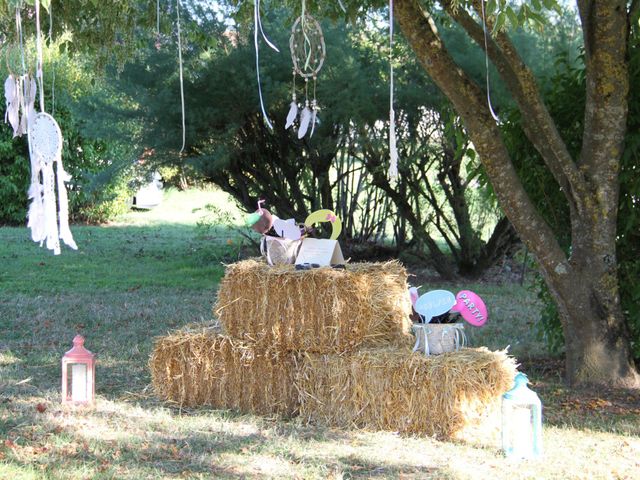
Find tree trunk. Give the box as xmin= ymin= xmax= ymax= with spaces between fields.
xmin=394 ymin=0 xmax=639 ymax=387
xmin=543 ymin=252 xmax=639 ymax=387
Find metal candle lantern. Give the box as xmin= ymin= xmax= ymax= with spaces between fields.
xmin=501 ymin=372 xmax=542 ymax=459
xmin=61 ymin=335 xmax=96 ymax=405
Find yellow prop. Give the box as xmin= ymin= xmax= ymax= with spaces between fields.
xmin=304 ymin=209 xmax=342 ymax=240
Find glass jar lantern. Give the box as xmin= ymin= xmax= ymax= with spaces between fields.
xmin=501 ymin=372 xmax=542 ymax=459
xmin=61 ymin=335 xmax=95 ymax=405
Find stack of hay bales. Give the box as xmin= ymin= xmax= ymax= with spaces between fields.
xmin=150 ymin=258 xmax=516 ymax=438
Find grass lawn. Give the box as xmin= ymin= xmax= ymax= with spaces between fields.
xmin=1 ymin=188 xmax=639 ymax=479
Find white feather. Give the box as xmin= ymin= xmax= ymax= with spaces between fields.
xmin=285 ymin=101 xmax=298 ymax=129
xmin=298 ymin=107 xmax=311 ymax=139
xmin=5 ymin=75 xmax=20 ymax=136
xmin=310 ymin=109 xmax=318 ymax=138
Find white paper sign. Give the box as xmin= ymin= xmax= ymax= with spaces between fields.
xmin=295 ymin=238 xmax=344 ymax=266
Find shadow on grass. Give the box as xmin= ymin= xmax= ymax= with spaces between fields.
xmin=337 ymin=454 xmax=449 ymax=479
xmin=1 ymin=405 xmax=267 ymax=479
xmin=521 ymin=357 xmax=640 ymax=436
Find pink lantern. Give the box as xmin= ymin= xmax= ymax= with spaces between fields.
xmin=61 ymin=335 xmax=95 ymax=405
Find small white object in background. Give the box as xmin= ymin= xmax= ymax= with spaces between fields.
xmin=133 ymin=172 xmax=163 ymax=209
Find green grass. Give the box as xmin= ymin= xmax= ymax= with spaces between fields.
xmin=1 ymin=188 xmax=639 ymax=479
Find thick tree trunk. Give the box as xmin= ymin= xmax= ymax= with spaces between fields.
xmin=394 ymin=0 xmax=639 ymax=387
xmin=542 ymin=252 xmax=639 ymax=387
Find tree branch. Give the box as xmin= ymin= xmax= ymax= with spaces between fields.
xmin=394 ymin=0 xmax=568 ymax=276
xmin=445 ymin=0 xmax=590 ymax=217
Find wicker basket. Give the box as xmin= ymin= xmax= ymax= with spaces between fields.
xmin=412 ymin=323 xmax=467 ymax=355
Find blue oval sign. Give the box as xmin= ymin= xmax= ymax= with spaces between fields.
xmin=414 ymin=290 xmax=456 ymax=323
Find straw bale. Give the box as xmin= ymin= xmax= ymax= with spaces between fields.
xmin=296 ymin=347 xmax=517 ymax=438
xmin=215 ymin=259 xmax=412 ymax=353
xmin=149 ymin=327 xmax=299 ymax=416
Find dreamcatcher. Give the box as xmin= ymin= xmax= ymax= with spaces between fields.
xmin=3 ymin=0 xmax=77 ymax=254
xmin=3 ymin=6 xmax=36 ymax=139
xmin=285 ymin=1 xmax=326 ymax=139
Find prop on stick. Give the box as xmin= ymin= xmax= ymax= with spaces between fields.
xmin=245 ymin=200 xmax=274 ymax=234
xmin=304 ymin=209 xmax=341 ymax=240
xmin=451 ymin=290 xmax=488 ymax=327
xmin=414 ymin=290 xmax=456 ymax=323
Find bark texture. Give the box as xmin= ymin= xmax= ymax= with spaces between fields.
xmin=394 ymin=0 xmax=639 ymax=387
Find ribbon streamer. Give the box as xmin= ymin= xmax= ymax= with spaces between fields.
xmin=49 ymin=3 xmax=55 ymax=115
xmin=480 ymin=0 xmax=500 ymax=122
xmin=35 ymin=0 xmax=45 ymax=113
xmin=176 ymin=0 xmax=186 ymax=152
xmin=388 ymin=0 xmax=399 ymax=179
xmin=254 ymin=0 xmax=278 ymax=130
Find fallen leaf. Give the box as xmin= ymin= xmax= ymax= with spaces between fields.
xmin=36 ymin=403 xmax=47 ymax=413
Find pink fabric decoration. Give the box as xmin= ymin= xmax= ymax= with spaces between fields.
xmin=409 ymin=287 xmax=419 ymax=307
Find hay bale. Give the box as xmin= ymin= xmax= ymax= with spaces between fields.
xmin=215 ymin=259 xmax=412 ymax=353
xmin=149 ymin=327 xmax=299 ymax=416
xmin=296 ymin=347 xmax=517 ymax=438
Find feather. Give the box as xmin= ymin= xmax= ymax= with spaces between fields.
xmin=5 ymin=75 xmax=20 ymax=136
xmin=298 ymin=107 xmax=311 ymax=139
xmin=285 ymin=101 xmax=298 ymax=129
xmin=310 ymin=109 xmax=318 ymax=137
xmin=4 ymin=75 xmax=15 ymax=107
xmin=26 ymin=76 xmax=37 ymax=127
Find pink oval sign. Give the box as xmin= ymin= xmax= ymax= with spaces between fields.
xmin=450 ymin=290 xmax=488 ymax=327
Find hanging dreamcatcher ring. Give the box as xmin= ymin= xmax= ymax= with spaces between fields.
xmin=289 ymin=14 xmax=326 ymax=79
xmin=29 ymin=112 xmax=63 ymax=165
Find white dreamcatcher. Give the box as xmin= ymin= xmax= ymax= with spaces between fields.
xmin=28 ymin=111 xmax=76 ymax=254
xmin=3 ymin=0 xmax=77 ymax=254
xmin=285 ymin=0 xmax=326 ymax=139
xmin=3 ymin=7 xmax=37 ymax=139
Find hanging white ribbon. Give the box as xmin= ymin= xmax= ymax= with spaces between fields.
xmin=49 ymin=2 xmax=55 ymax=115
xmin=254 ymin=0 xmax=279 ymax=130
xmin=176 ymin=0 xmax=186 ymax=152
xmin=480 ymin=0 xmax=500 ymax=122
xmin=35 ymin=0 xmax=45 ymax=113
xmin=388 ymin=0 xmax=399 ymax=179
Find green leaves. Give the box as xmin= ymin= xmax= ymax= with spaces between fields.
xmin=482 ymin=0 xmax=562 ymax=33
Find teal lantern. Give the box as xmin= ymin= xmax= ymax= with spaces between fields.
xmin=501 ymin=372 xmax=543 ymax=459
